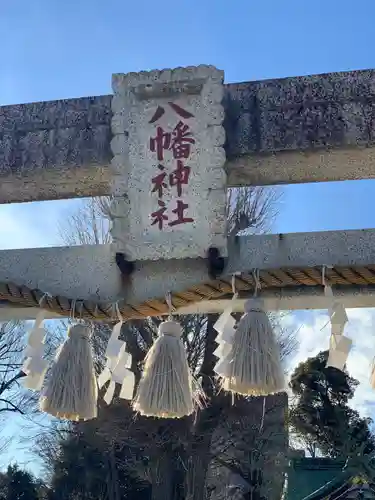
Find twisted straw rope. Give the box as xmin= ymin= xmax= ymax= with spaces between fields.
xmin=0 ymin=265 xmax=375 ymax=321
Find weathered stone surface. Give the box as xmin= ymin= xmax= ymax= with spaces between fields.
xmin=1 ymin=229 xmax=375 ymax=313
xmin=110 ymin=66 xmax=227 ymax=261
xmin=223 ymin=69 xmax=375 ymax=157
xmin=0 ymin=96 xmax=112 ymax=203
xmin=0 ymin=95 xmax=112 ymax=167
xmin=1 ymin=69 xmax=375 ymax=202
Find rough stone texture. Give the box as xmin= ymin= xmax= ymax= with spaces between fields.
xmin=2 ymin=69 xmax=375 ymax=202
xmin=0 ymin=95 xmax=112 ymax=202
xmin=0 ymin=95 xmax=111 ymax=164
xmin=0 ymin=244 xmax=119 ymax=302
xmin=1 ymin=229 xmax=375 ymax=308
xmin=223 ymin=69 xmax=375 ymax=157
xmin=110 ymin=66 xmax=227 ymax=260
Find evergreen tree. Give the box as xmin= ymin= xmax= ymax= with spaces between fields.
xmin=48 ymin=430 xmax=150 ymax=500
xmin=289 ymin=350 xmax=375 ymax=458
xmin=5 ymin=465 xmax=38 ymax=500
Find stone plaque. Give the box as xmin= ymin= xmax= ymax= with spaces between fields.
xmin=110 ymin=66 xmax=227 ymax=261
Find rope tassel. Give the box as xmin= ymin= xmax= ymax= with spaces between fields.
xmin=133 ymin=320 xmax=193 ymax=418
xmin=40 ymin=324 xmax=98 ymax=421
xmin=223 ymin=297 xmax=284 ymax=396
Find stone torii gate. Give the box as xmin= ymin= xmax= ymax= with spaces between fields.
xmin=1 ymin=65 xmax=375 ymax=320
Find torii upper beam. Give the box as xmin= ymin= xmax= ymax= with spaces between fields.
xmin=1 ymin=68 xmax=375 ymax=204
xmin=1 ymin=67 xmax=375 ymax=319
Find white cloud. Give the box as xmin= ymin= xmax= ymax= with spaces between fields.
xmin=285 ymin=308 xmax=375 ymax=418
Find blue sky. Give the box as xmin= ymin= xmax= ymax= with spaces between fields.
xmin=1 ymin=0 xmax=375 ymax=475
xmin=2 ymin=0 xmax=375 ymax=238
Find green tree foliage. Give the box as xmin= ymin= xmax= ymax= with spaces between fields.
xmin=289 ymin=350 xmax=375 ymax=458
xmin=2 ymin=465 xmax=39 ymax=500
xmin=47 ymin=428 xmax=151 ymax=500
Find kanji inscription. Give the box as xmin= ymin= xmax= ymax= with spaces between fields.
xmin=149 ymin=104 xmax=195 ymax=230
xmin=111 ymin=66 xmax=227 ymax=261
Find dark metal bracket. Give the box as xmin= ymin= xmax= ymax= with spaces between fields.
xmin=206 ymin=247 xmax=226 ymax=280
xmin=115 ymin=253 xmax=135 ymax=285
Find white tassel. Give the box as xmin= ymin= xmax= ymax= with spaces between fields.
xmin=223 ymin=297 xmax=284 ymax=396
xmin=133 ymin=320 xmax=193 ymax=418
xmin=22 ymin=311 xmax=49 ymax=391
xmin=98 ymin=321 xmax=134 ymax=404
xmin=40 ymin=324 xmax=97 ymax=421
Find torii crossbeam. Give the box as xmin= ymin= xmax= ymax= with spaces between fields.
xmin=1 ymin=66 xmax=375 ymax=320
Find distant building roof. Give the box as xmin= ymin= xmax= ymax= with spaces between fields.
xmin=287 ymin=458 xmax=375 ymax=499
xmin=287 ymin=458 xmax=346 ymax=500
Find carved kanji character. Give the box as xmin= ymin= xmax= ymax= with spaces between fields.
xmin=168 ymin=200 xmax=194 ymax=227
xmin=150 ymin=127 xmax=171 ymax=161
xmin=151 ymin=164 xmax=168 ymax=198
xmin=170 ymin=121 xmax=195 ymax=159
xmin=168 ymin=102 xmax=194 ymax=119
xmin=151 ymin=200 xmax=168 ymax=230
xmin=169 ymin=160 xmax=191 ymax=197
xmin=149 ymin=103 xmax=194 ymax=124
xmin=149 ymin=106 xmax=165 ymax=124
